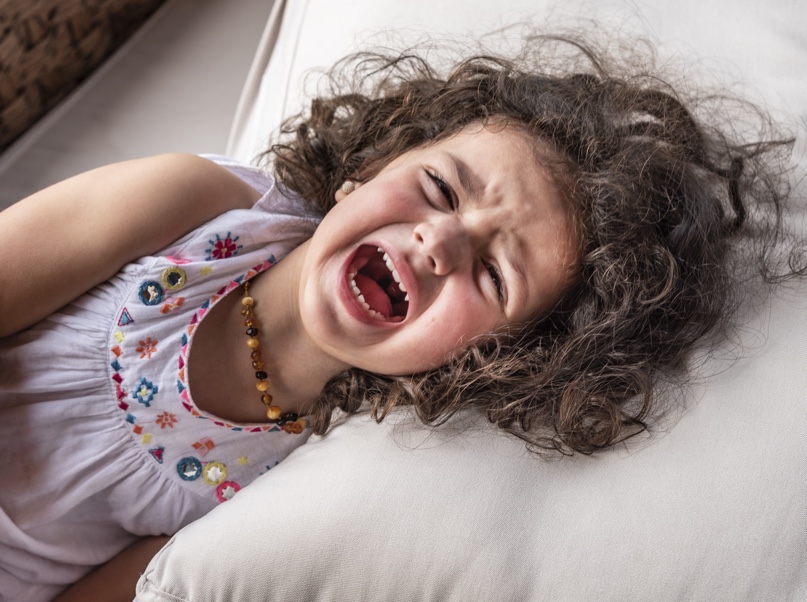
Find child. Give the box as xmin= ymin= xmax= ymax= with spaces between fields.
xmin=0 ymin=35 xmax=800 ymax=600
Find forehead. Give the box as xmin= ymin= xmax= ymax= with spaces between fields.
xmin=402 ymin=124 xmax=568 ymax=206
xmin=415 ymin=123 xmax=537 ymax=163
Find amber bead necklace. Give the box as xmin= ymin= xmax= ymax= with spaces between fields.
xmin=241 ymin=280 xmax=306 ymax=434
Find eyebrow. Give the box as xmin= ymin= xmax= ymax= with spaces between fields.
xmin=446 ymin=153 xmax=479 ymax=204
xmin=503 ymin=234 xmax=529 ymax=309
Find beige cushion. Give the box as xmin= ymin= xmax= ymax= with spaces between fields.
xmin=138 ymin=0 xmax=807 ymax=599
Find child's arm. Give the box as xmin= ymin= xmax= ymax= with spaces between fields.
xmin=0 ymin=154 xmax=260 ymax=337
xmin=53 ymin=535 xmax=171 ymax=602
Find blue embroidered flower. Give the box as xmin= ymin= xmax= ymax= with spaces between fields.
xmin=132 ymin=377 xmax=159 ymax=406
xmin=138 ymin=281 xmax=164 ymax=305
xmin=177 ymin=457 xmax=203 ymax=481
xmin=205 ymin=231 xmax=243 ymax=260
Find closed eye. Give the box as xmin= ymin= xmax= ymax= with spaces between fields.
xmin=483 ymin=260 xmax=505 ymax=305
xmin=426 ymin=170 xmax=457 ymax=210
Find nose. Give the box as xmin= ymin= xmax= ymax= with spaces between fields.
xmin=413 ymin=215 xmax=471 ymax=276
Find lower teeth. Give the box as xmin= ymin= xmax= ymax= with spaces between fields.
xmin=349 ymin=275 xmax=388 ymax=320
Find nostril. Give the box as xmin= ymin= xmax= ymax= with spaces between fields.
xmin=428 ymin=257 xmax=436 ymax=270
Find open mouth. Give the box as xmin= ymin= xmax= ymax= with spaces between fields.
xmin=348 ymin=245 xmax=410 ymax=322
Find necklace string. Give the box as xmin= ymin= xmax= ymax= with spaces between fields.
xmin=241 ymin=280 xmax=306 ymax=434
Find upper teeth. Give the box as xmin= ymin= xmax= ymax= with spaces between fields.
xmin=380 ymin=249 xmax=407 ymax=293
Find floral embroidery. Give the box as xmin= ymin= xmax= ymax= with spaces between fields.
xmin=107 ymin=254 xmax=309 ymax=507
xmin=138 ymin=281 xmax=164 ymax=305
xmin=205 ymin=232 xmax=243 ymax=260
xmin=136 ymin=337 xmax=158 ymax=359
xmin=177 ymin=457 xmax=203 ymax=481
xmin=156 ymin=412 xmax=178 ymax=429
xmin=132 ymin=377 xmax=159 ymax=406
xmin=216 ymin=481 xmax=241 ymax=502
xmin=161 ymin=267 xmax=187 ymax=290
xmin=202 ymin=461 xmax=227 ymax=485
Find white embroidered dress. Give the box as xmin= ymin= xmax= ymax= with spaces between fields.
xmin=0 ymin=157 xmax=320 ymax=601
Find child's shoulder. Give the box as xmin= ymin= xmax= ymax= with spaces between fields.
xmin=199 ymin=155 xmax=276 ymax=196
xmin=199 ymin=155 xmax=323 ymax=220
xmin=154 ymin=156 xmax=320 ymax=263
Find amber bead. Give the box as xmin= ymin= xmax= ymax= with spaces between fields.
xmin=255 ymin=370 xmax=268 ymax=380
xmin=242 ymin=296 xmax=254 ymax=307
xmin=261 ymin=393 xmax=273 ymax=406
xmin=244 ymin=318 xmax=254 ymax=327
xmin=246 ymin=338 xmax=260 ymax=349
xmin=266 ymin=405 xmax=282 ymax=420
xmin=256 ymin=380 xmax=270 ymax=392
xmin=252 ymin=360 xmax=265 ymax=370
xmin=246 ymin=327 xmax=258 ymax=337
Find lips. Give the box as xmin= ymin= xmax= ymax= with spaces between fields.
xmin=347 ymin=245 xmax=410 ymax=322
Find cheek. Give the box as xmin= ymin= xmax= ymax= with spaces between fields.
xmin=414 ymin=296 xmax=495 ymax=360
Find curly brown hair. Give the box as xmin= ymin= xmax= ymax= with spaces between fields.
xmin=264 ymin=34 xmax=801 ymax=455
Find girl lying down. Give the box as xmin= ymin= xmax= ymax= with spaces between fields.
xmin=0 ymin=33 xmax=802 ymax=601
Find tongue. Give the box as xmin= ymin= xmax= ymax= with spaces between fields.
xmin=355 ymin=273 xmax=392 ymax=318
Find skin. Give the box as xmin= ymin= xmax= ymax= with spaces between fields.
xmin=52 ymin=536 xmax=170 ymax=602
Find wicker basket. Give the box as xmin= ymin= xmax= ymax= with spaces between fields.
xmin=0 ymin=0 xmax=166 ymax=152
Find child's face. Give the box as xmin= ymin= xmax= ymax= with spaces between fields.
xmin=297 ymin=124 xmax=578 ymax=376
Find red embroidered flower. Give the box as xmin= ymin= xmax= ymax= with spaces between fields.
xmin=206 ymin=231 xmax=243 ymax=260
xmin=156 ymin=412 xmax=178 ymax=429
xmin=136 ymin=337 xmax=158 ymax=359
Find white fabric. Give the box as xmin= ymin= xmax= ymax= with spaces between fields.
xmin=0 ymin=157 xmax=319 ymax=601
xmin=135 ymin=0 xmax=807 ymax=600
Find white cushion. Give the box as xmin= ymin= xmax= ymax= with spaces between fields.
xmin=138 ymin=277 xmax=807 ymax=600
xmin=138 ymin=0 xmax=807 ymax=599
